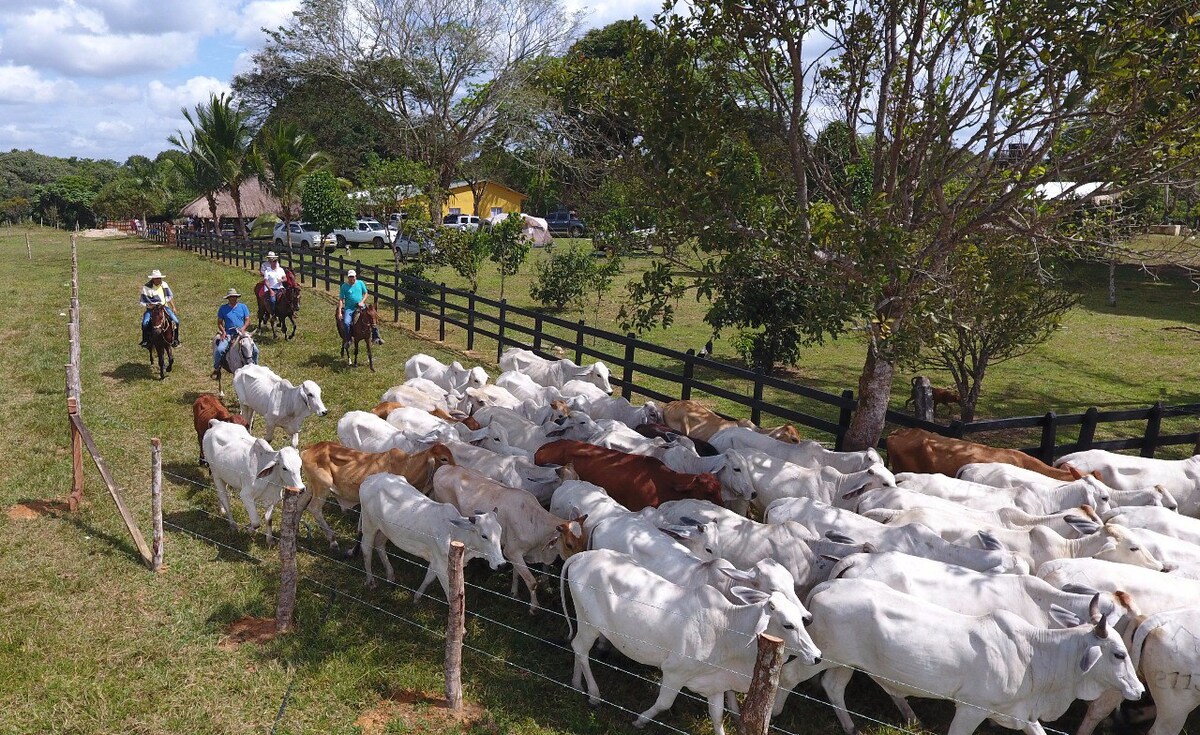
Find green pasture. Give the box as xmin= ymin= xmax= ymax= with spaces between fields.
xmin=1 ymin=227 xmax=1197 ymax=735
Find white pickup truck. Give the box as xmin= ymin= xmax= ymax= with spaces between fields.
xmin=333 ymin=218 xmax=390 ymax=248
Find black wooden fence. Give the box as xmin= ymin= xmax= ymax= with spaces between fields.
xmin=162 ymin=229 xmax=1200 ymax=460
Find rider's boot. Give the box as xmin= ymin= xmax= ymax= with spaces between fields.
xmin=172 ymin=323 xmax=181 ymax=347
xmin=139 ymin=325 xmax=150 ymax=348
xmin=372 ymin=325 xmax=384 ymax=345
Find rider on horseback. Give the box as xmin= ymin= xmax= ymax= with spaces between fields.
xmin=211 ymin=287 xmax=256 ymax=379
xmin=139 ymin=269 xmax=180 ymax=347
xmin=260 ymin=252 xmax=287 ymax=315
xmin=338 ymin=269 xmax=381 ymax=343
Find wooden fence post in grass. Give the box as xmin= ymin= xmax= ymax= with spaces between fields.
xmin=621 ymin=333 xmax=635 ymax=400
xmin=682 ymin=349 xmax=695 ymax=400
xmin=150 ymin=438 xmax=164 ymax=572
xmin=741 ymin=634 xmax=785 ymax=735
xmin=445 ymin=540 xmax=466 ymax=713
xmin=497 ymin=299 xmax=508 ymax=363
xmin=275 ymin=486 xmax=305 ymax=634
xmin=1038 ymin=412 xmax=1058 ymax=464
xmin=911 ymin=376 xmax=934 ymax=422
xmin=26 ymin=232 xmax=31 ymax=260
xmin=439 ymin=283 xmax=447 ymax=342
xmin=575 ymin=320 xmax=585 ymax=364
xmin=835 ymin=390 xmax=855 ymax=451
xmin=466 ymin=292 xmax=477 ymax=351
xmin=1142 ymin=402 xmax=1164 ymax=458
xmin=67 ymin=392 xmax=83 ymax=511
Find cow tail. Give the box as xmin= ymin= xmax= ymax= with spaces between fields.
xmin=560 ymin=552 xmax=582 ymax=641
xmin=1130 ymin=611 xmax=1169 ymax=672
xmin=828 ymin=554 xmax=860 ymax=580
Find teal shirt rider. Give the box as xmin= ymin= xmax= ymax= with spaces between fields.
xmin=340 ymin=278 xmax=368 ymax=312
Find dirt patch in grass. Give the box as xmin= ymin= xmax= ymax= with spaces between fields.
xmin=217 ymin=616 xmax=278 ymax=650
xmin=8 ymin=499 xmax=70 ymax=520
xmin=355 ymin=690 xmax=490 ymax=735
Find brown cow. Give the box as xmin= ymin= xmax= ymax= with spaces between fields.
xmin=192 ymin=393 xmax=250 ymax=465
xmin=300 ymin=442 xmax=455 ymax=549
xmin=534 ymin=439 xmax=724 ymax=511
xmin=905 ymin=379 xmax=962 ymax=415
xmin=370 ymin=400 xmax=482 ymax=430
xmin=662 ymin=399 xmax=802 ymax=444
xmin=885 ymin=428 xmax=1097 ymax=482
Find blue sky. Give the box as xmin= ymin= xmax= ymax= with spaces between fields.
xmin=0 ymin=0 xmax=662 ymax=163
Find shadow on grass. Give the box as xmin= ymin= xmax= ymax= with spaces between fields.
xmin=102 ymin=361 xmax=155 ymax=383
xmin=164 ymin=508 xmax=260 ymax=564
xmin=302 ymin=353 xmax=345 ymax=371
xmin=55 ymin=505 xmax=145 ymax=566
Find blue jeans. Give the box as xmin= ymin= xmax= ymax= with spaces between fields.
xmin=267 ymin=287 xmax=281 ymax=309
xmin=142 ymin=307 xmax=178 ymax=327
xmin=343 ymin=306 xmax=357 ymax=334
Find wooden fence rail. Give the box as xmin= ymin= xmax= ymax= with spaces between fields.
xmin=164 ymin=230 xmax=1200 ymax=460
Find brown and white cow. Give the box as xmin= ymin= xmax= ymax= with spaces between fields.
xmin=193 ymin=393 xmax=250 ymax=465
xmin=370 ymin=400 xmax=482 ymax=431
xmin=299 ymin=442 xmax=455 ymax=549
xmin=885 ymin=428 xmax=1099 ymax=482
xmin=662 ymin=399 xmax=802 ymax=444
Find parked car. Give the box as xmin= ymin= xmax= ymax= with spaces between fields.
xmin=393 ymin=232 xmax=438 ymax=258
xmin=544 ymin=210 xmax=587 ymax=237
xmin=442 ymin=214 xmax=481 ymax=231
xmin=273 ymin=221 xmax=336 ymax=251
xmin=333 ymin=218 xmax=390 ymax=248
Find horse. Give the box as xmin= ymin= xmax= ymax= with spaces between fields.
xmin=256 ymin=282 xmax=301 ymax=340
xmin=145 ymin=303 xmax=175 ymax=379
xmin=212 ymin=329 xmax=258 ymax=397
xmin=338 ymin=301 xmax=383 ymax=371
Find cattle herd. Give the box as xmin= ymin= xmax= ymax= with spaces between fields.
xmin=190 ymin=347 xmax=1200 ymax=735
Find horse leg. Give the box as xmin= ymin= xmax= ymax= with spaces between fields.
xmin=158 ymin=345 xmax=166 ymax=379
xmin=353 ymin=337 xmax=360 ymax=366
xmin=166 ymin=345 xmax=173 ymax=372
xmin=366 ymin=338 xmax=374 ymax=372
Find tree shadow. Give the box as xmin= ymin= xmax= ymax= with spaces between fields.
xmin=102 ymin=361 xmax=154 ymax=383
xmin=164 ymin=508 xmax=260 ymax=564
xmin=302 ymin=353 xmax=344 ymax=371
xmin=163 ymin=461 xmax=211 ymax=502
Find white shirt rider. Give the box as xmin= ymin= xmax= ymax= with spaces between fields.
xmin=261 ymin=258 xmax=287 ymax=290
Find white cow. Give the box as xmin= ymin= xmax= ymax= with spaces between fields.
xmin=958 ymin=462 xmax=1179 ymax=510
xmin=404 ymin=353 xmax=488 ymax=393
xmin=380 ymin=381 xmax=454 ymax=413
xmin=1125 ymin=527 xmax=1200 ymax=578
xmin=202 ymin=420 xmax=304 ymax=543
xmin=1103 ymin=505 xmax=1200 ymax=546
xmin=863 ymin=499 xmax=1103 ymax=539
xmin=358 ymin=472 xmax=506 ymax=599
xmin=734 ymin=448 xmax=895 ymax=513
xmin=653 ymin=499 xmax=848 ymax=596
xmin=567 ymin=394 xmax=663 ymax=427
xmin=499 ymin=347 xmax=613 ymax=393
xmin=776 ymin=578 xmax=1142 ymax=735
xmin=708 ymin=427 xmax=882 ymax=473
xmin=233 ymin=364 xmax=328 ymax=447
xmin=895 ymin=472 xmax=1115 ymax=515
xmin=1037 ymin=557 xmax=1200 ymax=614
xmin=766 ymin=496 xmax=1030 ymax=574
xmin=337 ymin=411 xmax=418 ymax=454
xmin=560 ymin=379 xmax=610 ymax=402
xmin=460 ymin=384 xmax=525 ymax=413
xmin=562 ymin=549 xmax=821 ymax=735
xmin=496 ymin=370 xmax=564 ymax=405
xmin=439 ymin=436 xmax=565 ymax=504
xmin=1075 ymin=607 xmax=1200 ymax=735
xmin=431 ymin=465 xmax=586 ymax=611
xmin=1054 ymin=450 xmax=1200 ymax=516
xmin=385 ymin=405 xmax=470 ymax=443
xmin=549 ymin=479 xmax=629 ymax=531
xmin=829 ymin=551 xmax=1132 ymax=628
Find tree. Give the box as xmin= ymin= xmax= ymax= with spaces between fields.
xmin=170 ymin=93 xmax=258 ymax=236
xmin=487 ymin=214 xmax=531 ymax=299
xmin=434 ymin=227 xmax=490 ymax=291
xmin=357 ymin=154 xmax=437 ymax=226
xmin=907 ymin=242 xmax=1079 ymax=422
xmin=248 ymin=0 xmax=582 ymax=205
xmin=300 ymin=169 xmax=355 ymax=240
xmin=33 ymin=176 xmax=99 ymax=229
xmin=0 ymin=196 xmax=29 ymax=223
xmin=257 ymin=122 xmax=330 ymax=248
xmin=619 ymin=0 xmax=1200 ymax=449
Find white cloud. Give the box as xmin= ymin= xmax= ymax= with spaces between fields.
xmin=0 ymin=64 xmax=78 ymax=104
xmin=232 ymin=0 xmax=300 ymax=44
xmin=96 ymin=119 xmax=134 ymax=137
xmin=147 ymin=76 xmax=232 ymax=116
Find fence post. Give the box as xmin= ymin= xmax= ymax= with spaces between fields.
xmin=621 ymin=334 xmax=636 ymax=400
xmin=1038 ymin=411 xmax=1058 ymax=464
xmin=948 ymin=419 xmax=967 ymax=439
xmin=1077 ymin=407 xmax=1099 ymax=451
xmin=414 ymin=284 xmax=423 ymax=332
xmin=25 ymin=232 xmax=31 ymax=260
xmin=467 ymin=291 xmax=477 ymax=351
xmin=275 ymin=487 xmax=305 ymax=634
xmin=682 ymin=349 xmax=696 ymax=400
xmin=1142 ymin=402 xmax=1164 ymax=458
xmin=533 ymin=314 xmax=543 ymax=353
xmin=575 ymin=320 xmax=585 ymax=364
xmin=741 ymin=634 xmax=785 ymax=735
xmin=496 ymin=299 xmax=508 ymax=363
xmin=445 ymin=540 xmax=466 ymax=713
xmin=67 ymin=394 xmax=83 ymax=511
xmin=150 ymin=438 xmax=164 ymax=572
xmin=911 ymin=376 xmax=934 ymax=422
xmin=835 ymin=390 xmax=855 ymax=451
xmin=439 ymin=283 xmax=447 ymax=342
xmin=393 ymin=268 xmax=400 ymax=322
xmin=750 ymin=368 xmax=765 ymax=426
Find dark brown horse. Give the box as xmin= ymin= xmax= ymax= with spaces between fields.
xmin=256 ymin=283 xmax=300 ymax=339
xmin=145 ymin=303 xmax=175 ymax=379
xmin=338 ymin=301 xmax=383 ymax=371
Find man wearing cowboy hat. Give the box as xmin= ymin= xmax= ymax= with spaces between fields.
xmin=139 ymin=269 xmax=180 ymax=347
xmin=260 ymin=251 xmax=287 ymax=315
xmin=211 ymin=287 xmax=253 ymax=379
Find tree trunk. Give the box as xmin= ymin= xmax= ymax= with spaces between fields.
xmin=1107 ymin=255 xmax=1117 ymax=307
xmin=843 ymin=347 xmax=896 ymax=450
xmin=232 ymin=192 xmax=247 ymax=237
xmin=960 ymin=359 xmax=988 ymax=423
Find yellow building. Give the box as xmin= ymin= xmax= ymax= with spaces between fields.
xmin=442 ymin=180 xmax=528 ymax=219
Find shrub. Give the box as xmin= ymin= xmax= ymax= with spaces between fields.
xmin=530 ymin=247 xmax=596 ymax=309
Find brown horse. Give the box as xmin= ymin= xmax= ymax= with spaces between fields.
xmin=338 ymin=301 xmax=383 ymax=371
xmin=256 ymin=282 xmax=300 ymax=339
xmin=145 ymin=304 xmax=175 ymax=379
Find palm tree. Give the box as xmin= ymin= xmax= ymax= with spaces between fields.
xmin=256 ymin=122 xmax=329 ymax=249
xmin=168 ymin=129 xmax=222 ymax=227
xmin=170 ymin=93 xmax=257 ymax=236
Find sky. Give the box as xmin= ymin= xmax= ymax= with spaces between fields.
xmin=0 ymin=0 xmax=662 ymax=163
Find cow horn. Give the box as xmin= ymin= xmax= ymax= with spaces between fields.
xmin=1088 ymin=593 xmax=1102 ymax=624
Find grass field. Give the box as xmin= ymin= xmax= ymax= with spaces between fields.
xmin=3 ymin=227 xmax=1198 ymax=735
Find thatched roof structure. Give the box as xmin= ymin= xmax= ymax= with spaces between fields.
xmin=179 ymin=177 xmax=282 ymax=219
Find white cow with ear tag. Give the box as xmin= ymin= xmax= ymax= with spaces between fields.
xmin=203 ymin=420 xmax=304 ymax=543
xmin=561 ymin=549 xmax=820 ymax=735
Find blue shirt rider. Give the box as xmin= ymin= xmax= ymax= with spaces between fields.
xmin=338 ymin=269 xmax=368 ymax=336
xmin=140 ymin=269 xmax=180 ymax=347
xmin=211 ymin=287 xmax=255 ymax=379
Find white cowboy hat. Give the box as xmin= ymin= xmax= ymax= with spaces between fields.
xmin=148 ymin=269 xmax=164 ymax=279
xmin=347 ymin=269 xmax=357 ymax=278
xmin=266 ymin=251 xmax=278 ymax=259
xmin=225 ymin=287 xmax=241 ymax=298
